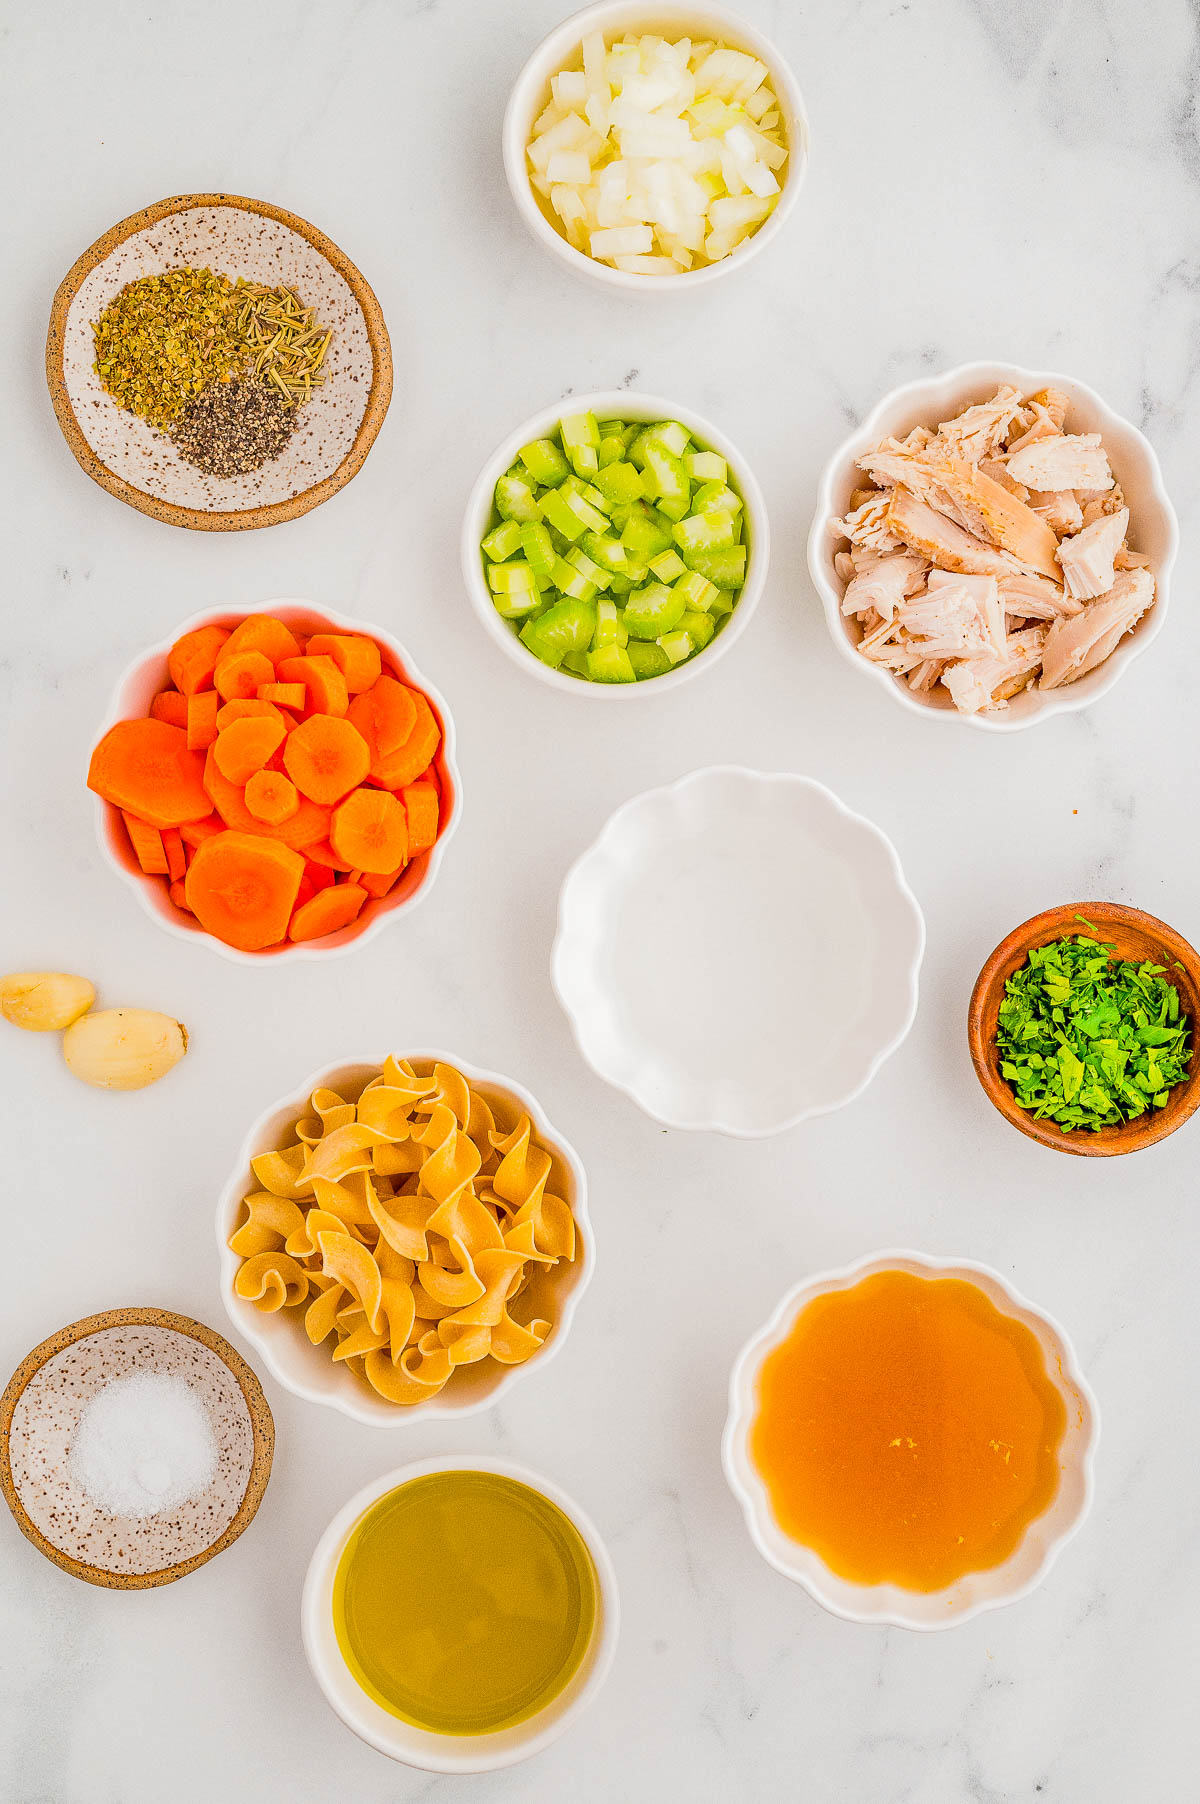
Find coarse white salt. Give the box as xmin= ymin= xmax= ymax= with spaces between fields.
xmin=68 ymin=1371 xmax=218 ymax=1519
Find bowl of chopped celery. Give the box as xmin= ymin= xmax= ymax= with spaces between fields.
xmin=968 ymin=903 xmax=1200 ymax=1156
xmin=463 ymin=391 xmax=768 ymax=693
xmin=503 ymin=2 xmax=808 ymax=291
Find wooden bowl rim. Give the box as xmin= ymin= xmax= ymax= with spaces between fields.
xmin=45 ymin=192 xmax=393 ymax=533
xmin=0 ymin=1306 xmax=274 ymax=1588
xmin=967 ymin=901 xmax=1200 ymax=1158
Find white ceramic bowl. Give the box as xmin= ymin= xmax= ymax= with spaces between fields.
xmin=503 ymin=1 xmax=809 ymax=294
xmin=463 ymin=390 xmax=769 ymax=697
xmin=723 ymin=1249 xmax=1099 ymax=1630
xmin=91 ymin=600 xmax=461 ymax=964
xmin=808 ymin=360 xmax=1179 ymax=732
xmin=302 ymin=1454 xmax=620 ymax=1771
xmin=552 ymin=767 xmax=925 ymax=1134
xmin=216 ymin=1053 xmax=592 ymax=1427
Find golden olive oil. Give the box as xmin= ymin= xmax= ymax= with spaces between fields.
xmin=332 ymin=1470 xmax=598 ymax=1735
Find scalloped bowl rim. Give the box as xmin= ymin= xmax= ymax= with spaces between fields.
xmin=91 ymin=599 xmax=462 ymax=965
xmin=806 ymin=360 xmax=1179 ymax=733
xmin=215 ymin=1052 xmax=593 ymax=1427
xmin=551 ymin=767 xmax=926 ymax=1134
xmin=462 ymin=390 xmax=770 ymax=697
xmin=722 ymin=1247 xmax=1100 ymax=1629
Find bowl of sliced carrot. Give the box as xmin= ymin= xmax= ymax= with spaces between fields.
xmin=87 ymin=603 xmax=460 ymax=961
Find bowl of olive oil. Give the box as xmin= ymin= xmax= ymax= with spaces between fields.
xmin=302 ymin=1455 xmax=619 ymax=1770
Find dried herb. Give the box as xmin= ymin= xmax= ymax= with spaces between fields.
xmin=169 ymin=379 xmax=296 ymax=477
xmin=995 ymin=920 xmax=1191 ymax=1130
xmin=235 ymin=283 xmax=332 ymax=407
xmin=92 ymin=267 xmax=244 ymax=428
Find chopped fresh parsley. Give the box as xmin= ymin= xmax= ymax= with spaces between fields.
xmin=994 ymin=919 xmax=1192 ymax=1131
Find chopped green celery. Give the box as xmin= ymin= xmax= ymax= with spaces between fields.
xmin=580 ymin=530 xmax=627 ymax=572
xmin=550 ymin=555 xmax=599 ymax=601
xmin=626 ymin=640 xmax=671 ymax=679
xmin=494 ymin=473 xmax=542 ymax=523
xmin=620 ymin=502 xmax=674 ymax=559
xmin=593 ymin=461 xmax=645 ymax=505
xmin=674 ymin=568 xmax=721 ymax=610
xmin=693 ymin=480 xmax=743 ymax=516
xmin=707 ymin=586 xmax=736 ymax=616
xmin=630 ymin=420 xmax=690 ymax=464
xmin=482 ymin=519 xmax=522 ymax=561
xmin=561 ymin=649 xmax=589 ymax=677
xmin=658 ymin=629 xmax=694 ymax=665
xmin=561 ymin=411 xmax=600 ymax=460
xmin=520 ymin=597 xmax=597 ymax=667
xmin=488 ymin=559 xmax=536 ymax=593
xmin=674 ymin=510 xmax=737 ymax=558
xmin=518 ymin=437 xmax=570 ymax=487
xmin=608 ymin=572 xmax=635 ymax=597
xmin=640 ymin=444 xmax=691 ymax=521
xmin=624 ymin=581 xmax=687 ymax=640
xmin=650 ymin=549 xmax=686 ymax=583
xmin=540 ymin=488 xmax=588 ymax=541
xmin=597 ymin=436 xmax=625 ymax=468
xmin=598 ymin=417 xmax=626 ymax=439
xmin=559 ymin=474 xmax=609 ymax=511
xmin=519 ymin=520 xmax=557 ymax=577
xmin=491 ymin=584 xmax=542 ymax=619
xmin=592 ymin=599 xmax=628 ymax=649
xmin=687 ymin=545 xmax=747 ymax=589
xmin=679 ymin=608 xmax=716 ymax=649
xmin=685 ymin=450 xmax=727 ymax=483
xmin=586 ymin=644 xmax=636 ymax=682
xmin=566 ymin=546 xmax=612 ymax=590
xmin=563 ymin=490 xmax=609 ymax=534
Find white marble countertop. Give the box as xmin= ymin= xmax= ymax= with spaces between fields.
xmin=3 ymin=1 xmax=1199 ymax=1798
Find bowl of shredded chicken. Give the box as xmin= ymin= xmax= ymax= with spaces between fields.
xmin=808 ymin=363 xmax=1178 ymax=728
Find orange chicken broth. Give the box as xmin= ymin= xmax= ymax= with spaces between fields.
xmin=749 ymin=1269 xmax=1068 ymax=1592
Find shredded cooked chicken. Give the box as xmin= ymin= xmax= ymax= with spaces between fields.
xmin=833 ymin=385 xmax=1155 ymax=713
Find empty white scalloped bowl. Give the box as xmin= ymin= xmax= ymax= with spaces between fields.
xmin=723 ymin=1249 xmax=1099 ymax=1630
xmin=216 ymin=1053 xmax=592 ymax=1427
xmin=552 ymin=768 xmax=924 ymax=1135
xmin=807 ymin=360 xmax=1178 ymax=732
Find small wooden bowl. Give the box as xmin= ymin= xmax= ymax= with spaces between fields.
xmin=0 ymin=1308 xmax=274 ymax=1588
xmin=46 ymin=193 xmax=392 ymax=531
xmin=968 ymin=903 xmax=1200 ymax=1157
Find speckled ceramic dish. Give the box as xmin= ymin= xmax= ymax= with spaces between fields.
xmin=0 ymin=1309 xmax=274 ymax=1588
xmin=46 ymin=194 xmax=392 ymax=531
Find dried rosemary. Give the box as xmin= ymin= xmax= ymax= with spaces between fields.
xmin=234 ymin=283 xmax=333 ymax=407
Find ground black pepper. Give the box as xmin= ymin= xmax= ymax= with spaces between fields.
xmin=169 ymin=378 xmax=296 ymax=477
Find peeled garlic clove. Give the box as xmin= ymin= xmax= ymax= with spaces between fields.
xmin=1 ymin=971 xmax=95 ymax=1032
xmin=62 ymin=1008 xmax=188 ymax=1091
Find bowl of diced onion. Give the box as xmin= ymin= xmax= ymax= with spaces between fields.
xmin=503 ymin=1 xmax=808 ymax=291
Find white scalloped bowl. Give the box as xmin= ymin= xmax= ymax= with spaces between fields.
xmin=723 ymin=1249 xmax=1099 ymax=1630
xmin=807 ymin=361 xmax=1178 ymax=732
xmin=216 ymin=1054 xmax=592 ymax=1427
xmin=552 ymin=768 xmax=924 ymax=1135
xmin=91 ymin=600 xmax=461 ymax=964
xmin=302 ymin=1455 xmax=620 ymax=1771
xmin=463 ymin=390 xmax=768 ymax=696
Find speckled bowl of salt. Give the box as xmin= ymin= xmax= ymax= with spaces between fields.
xmin=0 ymin=1308 xmax=273 ymax=1589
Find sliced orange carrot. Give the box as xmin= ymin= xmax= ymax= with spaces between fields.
xmin=168 ymin=879 xmax=190 ymax=912
xmin=89 ymin=719 xmax=212 ymax=828
xmin=304 ymin=839 xmax=355 ymax=872
xmin=346 ymin=675 xmax=417 ymax=760
xmin=161 ymin=827 xmax=186 ymax=882
xmin=213 ymin=715 xmax=287 ymax=785
xmin=258 ymin=682 xmax=307 ymax=710
xmin=276 ymin=654 xmax=348 ymax=718
xmin=215 ymin=649 xmax=276 ymax=703
xmin=151 ymin=689 xmax=189 ymax=727
xmin=203 ymin=748 xmax=331 ymax=850
xmin=283 ymin=715 xmax=370 ymax=804
xmin=185 ymin=830 xmax=305 ymax=952
xmin=289 ymin=883 xmax=368 ymax=943
xmin=303 ymin=860 xmax=337 ymax=893
xmin=306 ymin=633 xmax=382 ymax=694
xmin=168 ymin=624 xmax=230 ymax=696
xmin=244 ymin=769 xmax=299 ymax=826
xmin=186 ymin=689 xmax=219 ymax=752
xmin=122 ymin=811 xmax=169 ymax=874
xmin=401 ymin=780 xmax=439 ymax=857
xmin=330 ymin=787 xmax=408 ymax=874
xmin=370 ymin=693 xmax=441 ymax=789
xmin=221 ymin=614 xmax=302 ymax=665
xmin=216 ymin=698 xmax=287 ymax=732
xmin=179 ymin=814 xmax=222 ymax=848
xmin=359 ymin=864 xmax=407 ymax=898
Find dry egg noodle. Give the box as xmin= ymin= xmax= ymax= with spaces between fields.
xmin=229 ymin=1059 xmax=577 ymax=1404
xmin=750 ymin=1270 xmax=1068 ymax=1592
